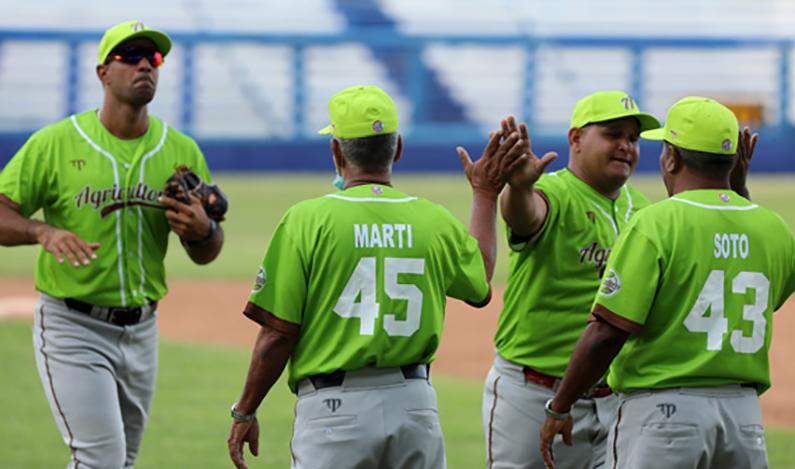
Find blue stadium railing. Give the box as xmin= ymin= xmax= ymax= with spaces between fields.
xmin=0 ymin=29 xmax=793 ymax=172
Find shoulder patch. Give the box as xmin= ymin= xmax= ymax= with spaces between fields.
xmin=599 ymin=268 xmax=621 ymax=297
xmin=252 ymin=267 xmax=266 ymax=293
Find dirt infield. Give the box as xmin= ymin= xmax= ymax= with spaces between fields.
xmin=2 ymin=277 xmax=794 ymax=426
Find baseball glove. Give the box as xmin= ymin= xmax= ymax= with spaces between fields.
xmin=164 ymin=165 xmax=228 ymax=221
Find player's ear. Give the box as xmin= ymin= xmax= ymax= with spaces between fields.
xmin=661 ymin=143 xmax=681 ymax=174
xmin=96 ymin=63 xmax=108 ymax=84
xmin=330 ymin=138 xmax=344 ymax=171
xmin=393 ymin=134 xmax=403 ymax=164
xmin=567 ymin=127 xmax=582 ymax=150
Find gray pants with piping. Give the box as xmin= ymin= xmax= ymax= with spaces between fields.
xmin=482 ymin=353 xmax=617 ymax=469
xmin=293 ymin=366 xmax=445 ymax=469
xmin=32 ymin=294 xmax=158 ymax=469
xmin=608 ymin=385 xmax=767 ymax=469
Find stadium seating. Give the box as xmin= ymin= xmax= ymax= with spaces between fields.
xmin=0 ymin=0 xmax=793 ymax=140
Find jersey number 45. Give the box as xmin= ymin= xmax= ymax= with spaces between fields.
xmin=333 ymin=257 xmax=425 ymax=337
xmin=684 ymin=270 xmax=769 ymax=354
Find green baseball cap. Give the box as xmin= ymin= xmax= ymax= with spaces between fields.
xmin=640 ymin=96 xmax=738 ymax=155
xmin=318 ymin=85 xmax=399 ymax=139
xmin=570 ymin=90 xmax=660 ymax=132
xmin=97 ymin=20 xmax=172 ymax=64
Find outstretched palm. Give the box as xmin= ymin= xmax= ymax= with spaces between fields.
xmin=500 ymin=116 xmax=557 ymax=188
xmin=457 ymin=128 xmax=526 ymax=195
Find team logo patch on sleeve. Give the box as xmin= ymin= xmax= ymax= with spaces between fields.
xmin=252 ymin=267 xmax=266 ymax=293
xmin=599 ymin=269 xmax=621 ymax=297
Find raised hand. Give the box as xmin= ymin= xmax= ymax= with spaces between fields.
xmin=457 ymin=129 xmax=526 ymax=196
xmin=499 ymin=115 xmax=557 ymax=189
xmin=730 ymin=126 xmax=758 ymax=198
xmin=34 ymin=225 xmax=99 ymax=267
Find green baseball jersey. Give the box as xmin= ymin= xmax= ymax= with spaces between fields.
xmin=496 ymin=168 xmax=650 ymax=377
xmin=593 ymin=189 xmax=795 ymax=393
xmin=0 ymin=110 xmax=211 ymax=307
xmin=248 ymin=183 xmax=489 ymax=392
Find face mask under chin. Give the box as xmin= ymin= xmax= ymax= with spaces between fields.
xmin=332 ymin=172 xmax=344 ymax=191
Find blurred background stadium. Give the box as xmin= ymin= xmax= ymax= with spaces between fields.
xmin=1 ymin=1 xmax=795 ymax=467
xmin=0 ymin=0 xmax=794 ymax=172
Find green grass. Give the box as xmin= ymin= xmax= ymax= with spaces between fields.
xmin=0 ymin=173 xmax=793 ymax=284
xmin=1 ymin=320 xmax=793 ymax=468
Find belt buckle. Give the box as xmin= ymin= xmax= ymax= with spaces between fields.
xmin=109 ymin=307 xmax=141 ymax=326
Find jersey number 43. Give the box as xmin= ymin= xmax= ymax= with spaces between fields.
xmin=684 ymin=270 xmax=769 ymax=354
xmin=333 ymin=257 xmax=425 ymax=337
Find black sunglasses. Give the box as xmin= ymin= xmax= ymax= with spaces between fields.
xmin=107 ymin=46 xmax=163 ymax=67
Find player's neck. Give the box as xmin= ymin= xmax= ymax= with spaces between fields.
xmin=669 ymin=175 xmax=731 ymax=196
xmin=567 ymin=166 xmax=622 ymax=200
xmin=98 ymin=103 xmax=149 ymax=140
xmin=343 ymin=173 xmax=392 ymax=189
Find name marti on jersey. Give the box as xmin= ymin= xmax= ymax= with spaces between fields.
xmin=354 ymin=223 xmax=413 ymax=249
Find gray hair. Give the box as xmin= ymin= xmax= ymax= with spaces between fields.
xmin=665 ymin=141 xmax=735 ymax=177
xmin=336 ymin=133 xmax=399 ymax=173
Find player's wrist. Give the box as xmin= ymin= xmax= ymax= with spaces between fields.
xmin=471 ymin=186 xmax=500 ymax=200
xmin=230 ymin=401 xmax=257 ymax=422
xmin=544 ymin=398 xmax=571 ymax=420
xmin=185 ymin=219 xmax=217 ymax=246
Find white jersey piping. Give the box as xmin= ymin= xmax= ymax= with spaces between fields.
xmin=70 ymin=115 xmax=127 ymax=306
xmin=623 ymin=185 xmax=633 ymax=223
xmin=670 ymin=197 xmax=759 ymax=211
xmin=136 ymin=123 xmax=169 ymax=299
xmin=591 ymin=201 xmax=619 ymax=240
xmin=324 ymin=194 xmax=418 ymax=203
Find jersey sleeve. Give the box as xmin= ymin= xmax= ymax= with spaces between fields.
xmin=187 ymin=139 xmax=213 ymax=183
xmin=778 ymin=233 xmax=795 ymax=310
xmin=591 ymin=223 xmax=664 ymax=334
xmin=248 ymin=212 xmax=307 ymax=325
xmin=0 ymin=133 xmax=51 ymax=217
xmin=505 ymin=178 xmax=560 ymax=252
xmin=446 ymin=226 xmax=489 ymax=304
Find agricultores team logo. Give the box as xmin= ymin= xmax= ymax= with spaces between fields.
xmin=599 ymin=268 xmax=621 ymax=297
xmin=73 ymin=183 xmax=165 ymax=218
xmin=252 ymin=267 xmax=266 ymax=293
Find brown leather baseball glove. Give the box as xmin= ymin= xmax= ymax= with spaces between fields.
xmin=164 ymin=165 xmax=228 ymax=222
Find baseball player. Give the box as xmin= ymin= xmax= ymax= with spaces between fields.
xmin=540 ymin=97 xmax=793 ymax=469
xmin=0 ymin=21 xmax=223 ymax=468
xmin=483 ymin=91 xmax=661 ymax=469
xmin=226 ymin=85 xmax=525 ymax=469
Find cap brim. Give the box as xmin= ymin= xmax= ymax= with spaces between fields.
xmin=640 ymin=128 xmax=665 ymax=141
xmin=108 ymin=30 xmax=172 ymax=60
xmin=317 ymin=125 xmax=333 ymax=135
xmin=635 ymin=113 xmax=661 ymax=132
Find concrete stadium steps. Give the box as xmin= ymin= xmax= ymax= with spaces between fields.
xmin=304 ymin=44 xmax=412 ymax=136
xmin=0 ymin=0 xmax=343 ymax=33
xmin=0 ymin=41 xmax=68 ymax=130
xmin=423 ymin=45 xmax=526 ymax=130
xmin=193 ymin=44 xmax=294 ymax=138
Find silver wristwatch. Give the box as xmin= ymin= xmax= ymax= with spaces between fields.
xmin=230 ymin=402 xmax=256 ymax=422
xmin=544 ymin=398 xmax=571 ymax=420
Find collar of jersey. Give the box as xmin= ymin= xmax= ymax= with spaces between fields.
xmin=88 ymin=109 xmax=157 ymax=146
xmin=559 ymin=168 xmax=627 ymax=209
xmin=338 ymin=183 xmax=405 ymax=199
xmin=671 ymin=189 xmax=753 ymax=207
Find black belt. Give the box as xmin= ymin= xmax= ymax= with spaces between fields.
xmin=309 ymin=364 xmax=429 ymax=390
xmin=64 ymin=298 xmax=157 ymax=326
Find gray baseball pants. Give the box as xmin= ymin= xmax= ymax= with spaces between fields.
xmin=293 ymin=366 xmax=445 ymax=469
xmin=32 ymin=294 xmax=158 ymax=469
xmin=608 ymin=385 xmax=767 ymax=469
xmin=483 ymin=354 xmax=617 ymax=469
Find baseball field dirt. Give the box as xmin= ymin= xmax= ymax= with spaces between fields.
xmin=2 ymin=277 xmax=794 ymax=426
